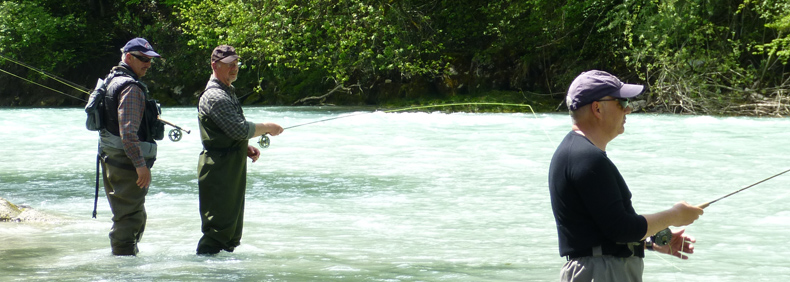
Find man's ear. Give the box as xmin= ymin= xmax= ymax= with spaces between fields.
xmin=592 ymin=102 xmax=604 ymax=119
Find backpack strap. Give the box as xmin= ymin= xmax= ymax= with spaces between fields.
xmin=107 ymin=66 xmax=148 ymax=95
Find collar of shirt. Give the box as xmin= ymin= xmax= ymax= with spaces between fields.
xmin=116 ymin=62 xmax=140 ymax=80
xmin=205 ymin=76 xmax=239 ymax=104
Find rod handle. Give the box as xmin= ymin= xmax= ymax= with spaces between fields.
xmin=159 ymin=118 xmax=191 ymax=134
xmin=697 ymin=202 xmax=710 ymax=209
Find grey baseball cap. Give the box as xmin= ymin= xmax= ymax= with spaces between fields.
xmin=566 ymin=70 xmax=645 ymax=111
xmin=211 ymin=45 xmax=240 ymax=63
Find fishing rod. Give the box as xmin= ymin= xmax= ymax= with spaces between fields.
xmin=0 ymin=53 xmax=191 ymax=141
xmin=257 ymin=102 xmax=543 ymax=148
xmin=697 ymin=168 xmax=790 ymax=209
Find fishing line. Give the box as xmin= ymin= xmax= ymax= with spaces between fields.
xmin=0 ymin=53 xmax=90 ymax=94
xmin=0 ymin=67 xmax=87 ymax=102
xmin=1 ymin=54 xmax=191 ymax=140
xmin=258 ymin=102 xmax=554 ymax=148
xmin=697 ymin=168 xmax=790 ymax=209
xmin=651 ymin=249 xmax=684 ymax=271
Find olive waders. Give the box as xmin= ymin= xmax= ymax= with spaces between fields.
xmin=196 ymin=111 xmax=248 ymax=255
xmin=99 ymin=65 xmax=160 ymax=256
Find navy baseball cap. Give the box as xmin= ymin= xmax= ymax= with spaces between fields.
xmin=566 ymin=70 xmax=645 ymax=111
xmin=211 ymin=45 xmax=240 ymax=63
xmin=122 ymin=38 xmax=161 ymax=57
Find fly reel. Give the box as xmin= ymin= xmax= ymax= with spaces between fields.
xmin=258 ymin=134 xmax=270 ymax=148
xmin=160 ymin=119 xmax=190 ymax=142
xmin=652 ymin=228 xmax=672 ymax=246
xmin=168 ymin=129 xmax=183 ymax=142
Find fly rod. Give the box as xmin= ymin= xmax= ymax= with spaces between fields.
xmin=1 ymin=53 xmax=190 ymax=140
xmin=697 ymin=168 xmax=790 ymax=209
xmin=257 ymin=102 xmax=542 ymax=148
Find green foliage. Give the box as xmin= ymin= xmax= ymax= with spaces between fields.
xmin=0 ymin=1 xmax=84 ymax=72
xmin=1 ymin=0 xmax=789 ymax=114
xmin=754 ymin=0 xmax=790 ymax=64
xmin=602 ymin=0 xmax=789 ymax=115
xmin=176 ymin=0 xmax=448 ymax=88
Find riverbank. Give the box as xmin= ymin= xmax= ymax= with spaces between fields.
xmin=1 ymin=86 xmax=788 ymax=117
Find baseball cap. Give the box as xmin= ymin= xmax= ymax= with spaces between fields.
xmin=211 ymin=45 xmax=240 ymax=63
xmin=566 ymin=70 xmax=645 ymax=111
xmin=122 ymin=38 xmax=161 ymax=57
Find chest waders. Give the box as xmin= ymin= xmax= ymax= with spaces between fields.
xmin=98 ymin=66 xmax=160 ymax=256
xmin=196 ymin=112 xmax=249 ymax=254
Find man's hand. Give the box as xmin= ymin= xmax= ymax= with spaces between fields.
xmin=653 ymin=229 xmax=696 ymax=259
xmin=254 ymin=122 xmax=284 ymax=138
xmin=264 ymin=123 xmax=284 ymax=136
xmin=247 ymin=145 xmax=260 ymax=162
xmin=136 ymin=166 xmax=151 ymax=189
xmin=671 ymin=201 xmax=704 ymax=226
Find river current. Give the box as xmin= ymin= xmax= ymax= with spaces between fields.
xmin=0 ymin=107 xmax=788 ymax=281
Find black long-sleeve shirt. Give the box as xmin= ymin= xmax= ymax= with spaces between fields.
xmin=548 ymin=131 xmax=647 ymax=257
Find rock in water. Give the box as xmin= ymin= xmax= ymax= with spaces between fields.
xmin=0 ymin=197 xmax=53 ymax=222
xmin=0 ymin=197 xmax=23 ymax=221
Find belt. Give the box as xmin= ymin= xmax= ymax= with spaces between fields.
xmin=203 ymin=146 xmax=244 ymax=153
xmin=101 ymin=153 xmax=155 ymax=170
xmin=565 ymin=241 xmax=645 ymax=261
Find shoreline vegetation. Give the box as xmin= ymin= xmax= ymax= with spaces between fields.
xmin=1 ymin=1 xmax=789 ymax=116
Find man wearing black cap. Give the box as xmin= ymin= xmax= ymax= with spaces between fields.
xmin=195 ymin=45 xmax=284 ymax=255
xmin=99 ymin=37 xmax=164 ymax=256
xmin=548 ymin=70 xmax=704 ymax=281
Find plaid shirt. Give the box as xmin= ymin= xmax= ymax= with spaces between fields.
xmin=117 ymin=83 xmax=147 ymax=168
xmin=198 ymin=76 xmax=255 ymax=140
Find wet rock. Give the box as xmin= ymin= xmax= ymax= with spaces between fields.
xmin=0 ymin=197 xmax=23 ymax=221
xmin=0 ymin=197 xmax=52 ymax=222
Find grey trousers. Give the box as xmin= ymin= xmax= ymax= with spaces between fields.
xmin=561 ymin=255 xmax=644 ymax=282
xmin=100 ymin=147 xmax=149 ymax=256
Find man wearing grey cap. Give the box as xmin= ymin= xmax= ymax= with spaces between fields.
xmin=195 ymin=45 xmax=284 ymax=255
xmin=548 ymin=70 xmax=704 ymax=281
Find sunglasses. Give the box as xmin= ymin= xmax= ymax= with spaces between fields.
xmin=597 ymin=98 xmax=629 ymax=109
xmin=130 ymin=53 xmax=152 ymax=63
xmin=225 ymin=61 xmax=242 ymax=68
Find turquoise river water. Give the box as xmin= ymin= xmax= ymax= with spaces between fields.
xmin=0 ymin=107 xmax=789 ymax=281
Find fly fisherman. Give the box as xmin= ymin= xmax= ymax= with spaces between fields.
xmin=195 ymin=45 xmax=283 ymax=255
xmin=548 ymin=70 xmax=705 ymax=281
xmin=99 ymin=38 xmax=164 ymax=256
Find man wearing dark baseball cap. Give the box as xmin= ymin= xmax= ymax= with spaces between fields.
xmin=210 ymin=45 xmax=239 ymax=64
xmin=565 ymin=70 xmax=644 ymax=111
xmin=122 ymin=37 xmax=162 ymax=58
xmin=97 ymin=37 xmax=165 ymax=256
xmin=195 ymin=44 xmax=283 ymax=255
xmin=548 ymin=70 xmax=704 ymax=281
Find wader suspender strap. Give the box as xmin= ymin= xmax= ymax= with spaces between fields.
xmin=93 ymin=142 xmax=100 ymax=218
xmin=198 ymin=85 xmax=223 ymax=99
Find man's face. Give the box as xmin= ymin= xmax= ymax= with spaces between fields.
xmin=127 ymin=53 xmax=152 ymax=77
xmin=215 ymin=59 xmax=240 ymax=85
xmin=595 ymin=96 xmax=632 ymax=137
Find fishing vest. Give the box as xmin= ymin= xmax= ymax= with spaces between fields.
xmin=102 ymin=65 xmax=163 ymax=143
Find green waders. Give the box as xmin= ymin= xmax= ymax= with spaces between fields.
xmin=196 ymin=113 xmax=248 ymax=254
xmin=100 ymin=146 xmax=153 ymax=256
